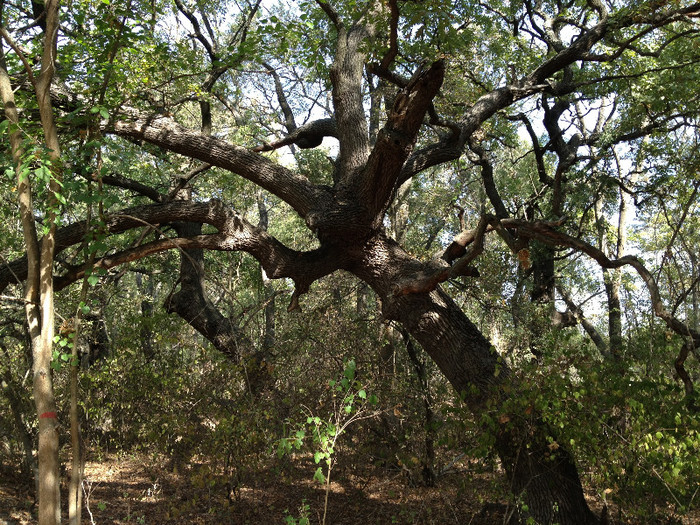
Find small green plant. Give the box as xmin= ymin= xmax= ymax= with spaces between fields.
xmin=278 ymin=358 xmax=378 ymax=525
xmin=283 ymin=499 xmax=310 ymax=525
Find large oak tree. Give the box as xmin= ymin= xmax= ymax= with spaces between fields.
xmin=2 ymin=0 xmax=700 ymax=523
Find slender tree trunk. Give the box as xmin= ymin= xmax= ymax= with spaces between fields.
xmin=401 ymin=329 xmax=436 ymax=486
xmin=257 ymin=194 xmax=276 ymax=362
xmin=610 ymin=181 xmax=630 ymax=356
xmin=33 ymin=2 xmax=64 ymax=520
xmin=691 ymin=252 xmax=699 ymax=331
xmin=529 ymin=241 xmax=557 ymax=360
xmin=135 ymin=273 xmax=155 ymax=359
xmin=68 ymin=268 xmax=95 ymax=525
xmin=68 ymin=326 xmax=83 ymax=525
xmin=1 ymin=9 xmax=62 ymax=519
xmin=596 ymin=176 xmax=629 ymax=361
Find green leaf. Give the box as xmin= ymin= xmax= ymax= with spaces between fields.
xmin=344 ymin=359 xmax=356 ymax=381
xmin=34 ymin=164 xmax=52 ymax=184
xmin=313 ymin=467 xmax=325 ymax=484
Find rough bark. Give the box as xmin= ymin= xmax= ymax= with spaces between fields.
xmin=347 ymin=233 xmax=597 ymax=523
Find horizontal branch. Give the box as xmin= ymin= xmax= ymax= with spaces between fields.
xmin=1 ymin=200 xmax=343 ymax=302
xmin=110 ymin=112 xmax=332 ymax=217
xmin=252 ymin=118 xmax=338 ymax=152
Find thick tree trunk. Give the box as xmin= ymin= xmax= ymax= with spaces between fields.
xmin=352 ymin=234 xmax=598 ymax=524
xmin=393 ymin=289 xmax=596 ymax=523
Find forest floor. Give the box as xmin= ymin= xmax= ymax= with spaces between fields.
xmin=0 ymin=452 xmax=695 ymax=524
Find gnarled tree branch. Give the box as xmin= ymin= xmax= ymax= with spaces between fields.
xmin=110 ymin=112 xmax=331 ymax=217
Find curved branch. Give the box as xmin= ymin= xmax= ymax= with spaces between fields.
xmin=400 ymin=135 xmax=465 ymax=183
xmin=501 ymin=218 xmax=700 ymax=341
xmin=111 ymin=112 xmax=331 ymax=217
xmin=3 ymin=199 xmax=345 ymax=309
xmin=397 ymin=16 xmax=614 ymax=182
xmin=1 ymin=200 xmax=227 ymax=293
xmin=508 ymin=112 xmax=552 ymax=186
xmin=379 ymin=0 xmax=399 ymax=70
xmin=402 ymin=5 xmax=699 ymax=183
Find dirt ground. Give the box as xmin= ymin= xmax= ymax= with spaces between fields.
xmin=1 ymin=452 xmax=508 ymax=524
xmin=0 ymin=453 xmax=696 ymax=524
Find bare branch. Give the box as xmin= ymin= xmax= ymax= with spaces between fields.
xmin=253 ymin=118 xmax=337 ymax=152
xmin=556 ymin=284 xmax=609 ymax=357
xmin=262 ymin=61 xmax=297 ymax=134
xmin=316 ymin=0 xmax=342 ymax=29
xmin=392 ymin=214 xmax=491 ymax=297
xmin=500 ymin=218 xmax=700 ymax=341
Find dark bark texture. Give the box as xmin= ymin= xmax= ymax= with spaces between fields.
xmin=351 ymin=234 xmax=597 ymax=523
